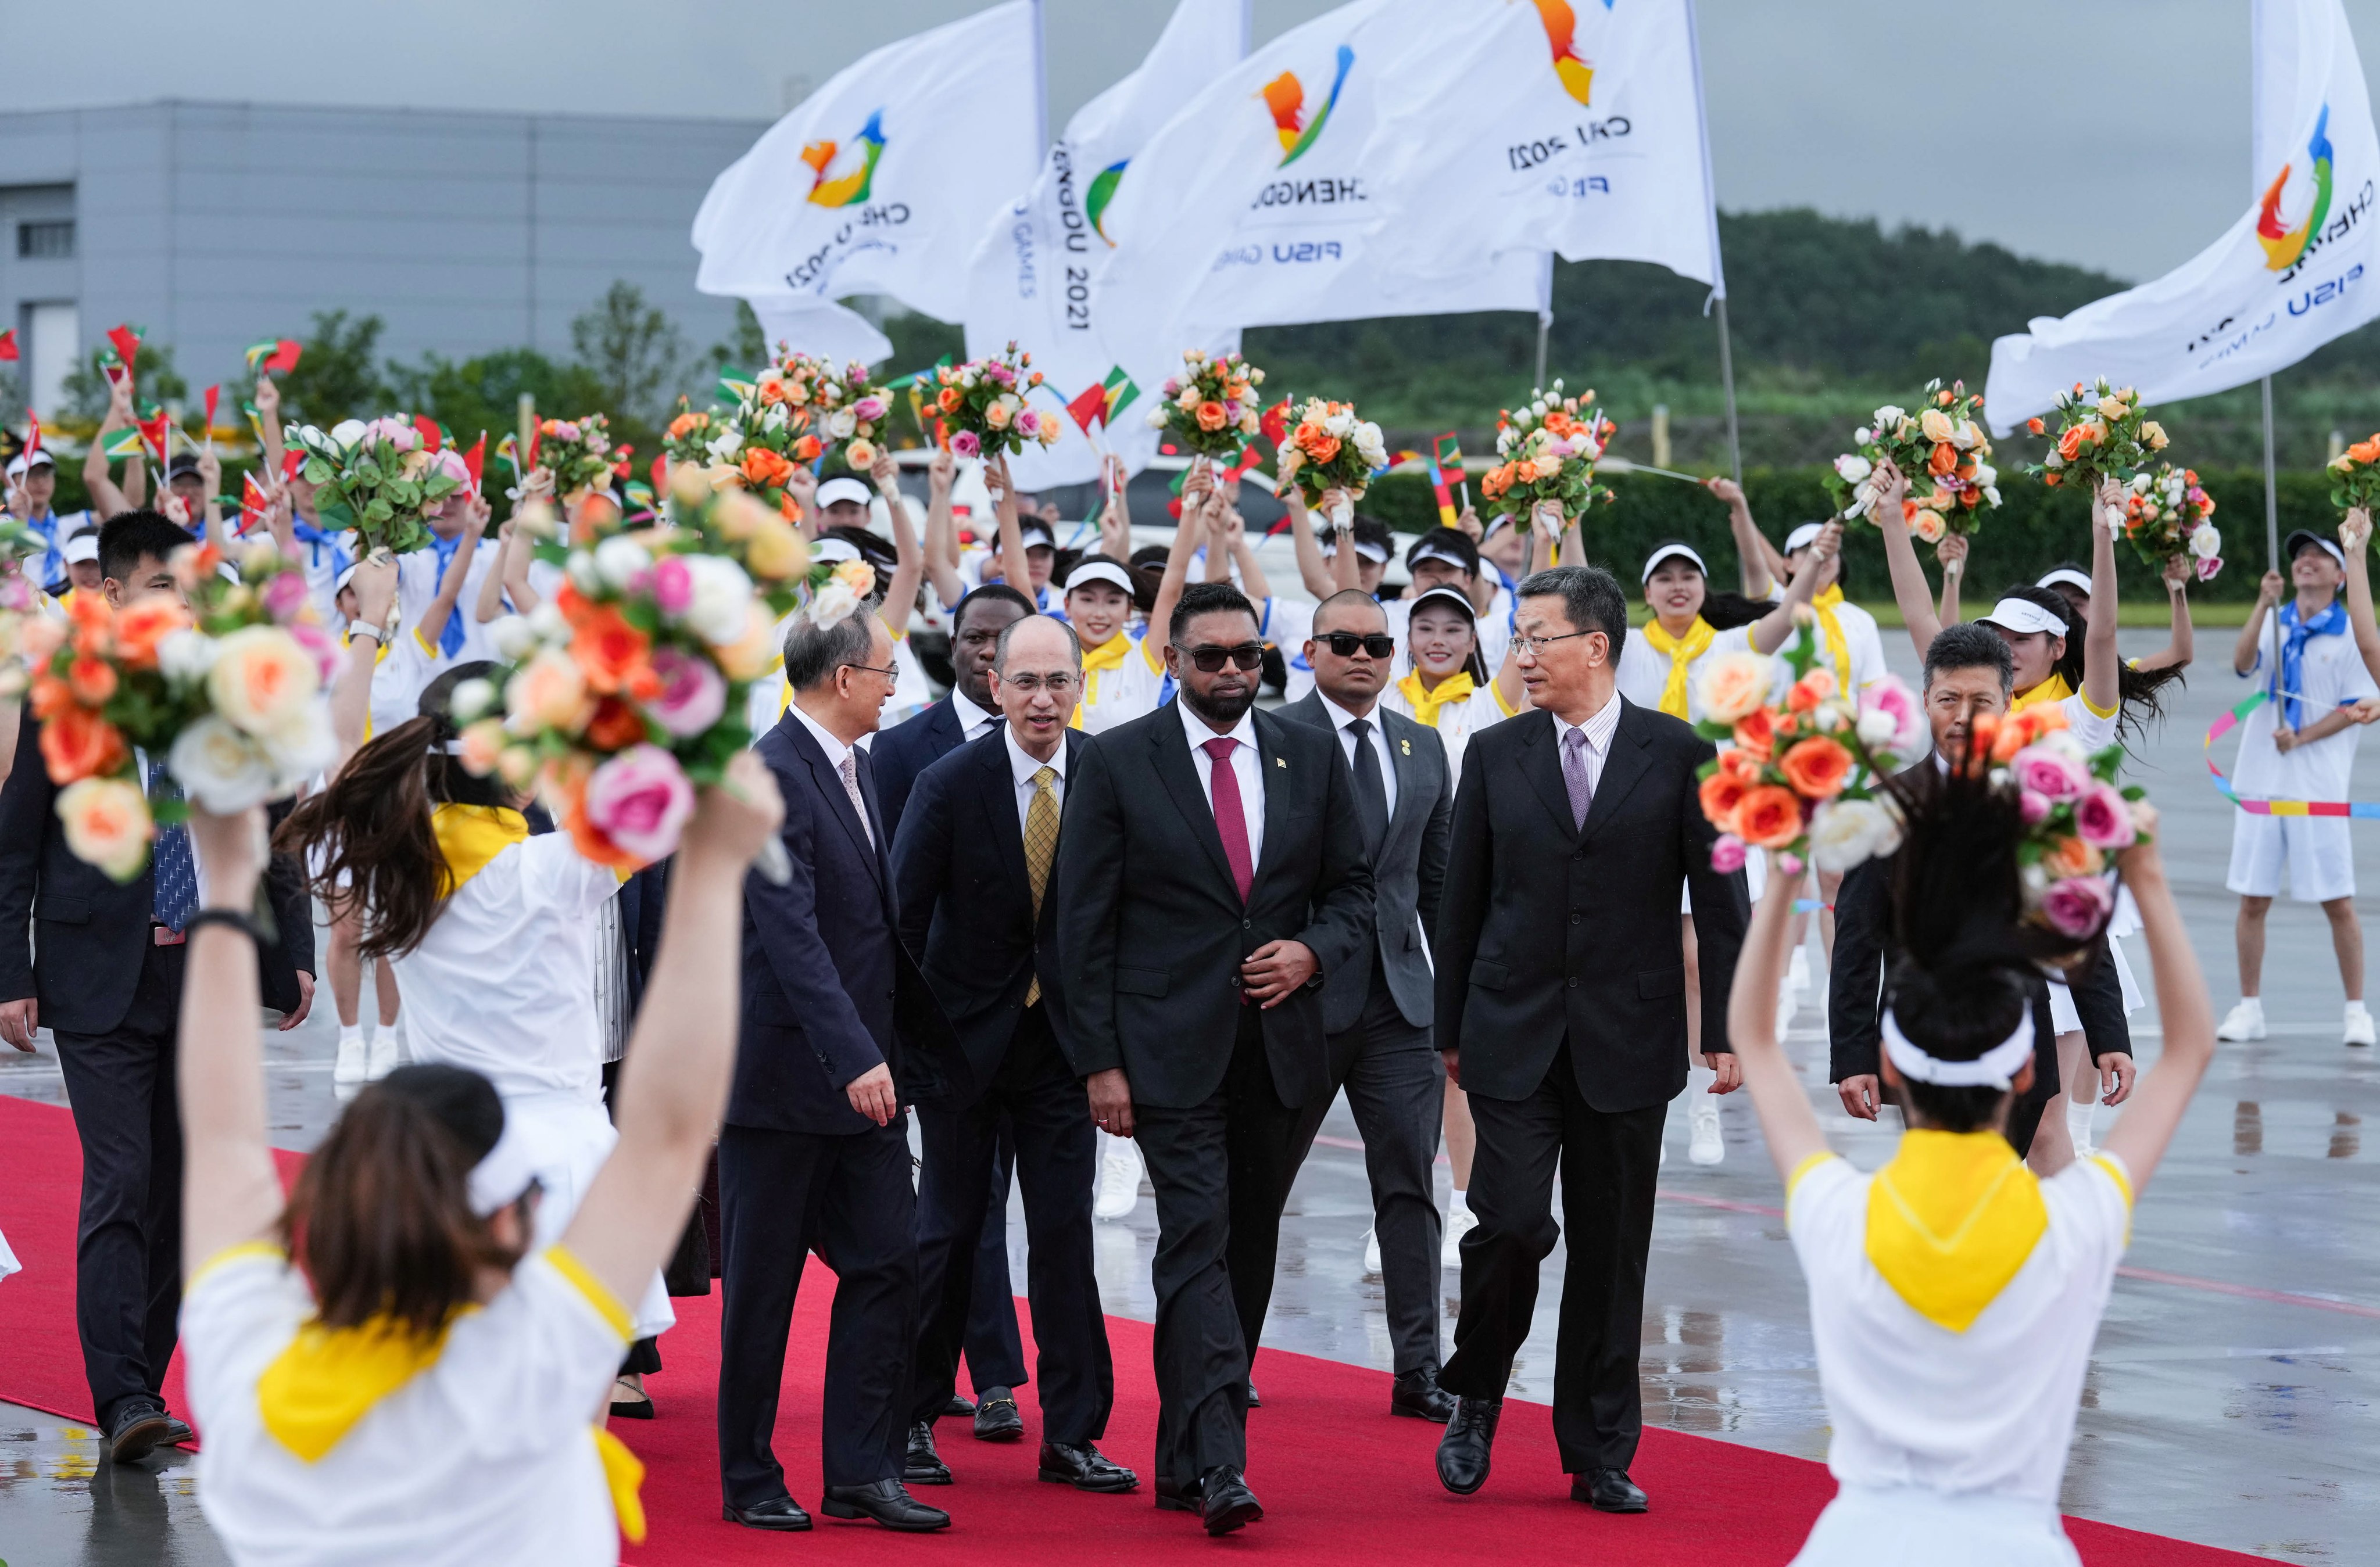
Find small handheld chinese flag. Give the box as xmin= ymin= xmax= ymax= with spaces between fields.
xmin=462 ymin=432 xmax=486 ymax=496
xmin=202 ymin=385 xmax=221 ymax=439
xmin=106 ymin=324 xmax=144 ymax=376
xmin=413 ymin=415 xmax=444 ymax=453
xmin=239 ymin=469 xmax=269 ymax=535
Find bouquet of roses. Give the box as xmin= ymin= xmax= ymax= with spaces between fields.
xmin=1968 ymin=704 xmax=2152 ymax=945
xmin=1273 ymin=397 xmax=1388 ymax=511
xmin=678 ymin=362 xmax=826 ymax=519
xmin=1829 ymin=379 xmax=1999 ymax=545
xmin=772 ymin=354 xmax=893 ymax=479
xmin=1480 ymin=381 xmax=1617 ymax=526
xmin=2024 ymin=378 xmax=2166 ymax=494
xmin=16 ymin=537 xmax=336 ymax=880
xmin=1691 ymin=625 xmax=1924 ymax=877
xmin=930 ymin=343 xmax=1060 ymax=462
xmin=2120 ymin=464 xmax=2220 ymax=581
xmin=2328 ymin=433 xmax=2380 ymax=515
xmin=456 ymin=465 xmax=867 ymax=872
xmin=660 ymin=400 xmax=716 ymax=474
xmin=535 ymin=413 xmax=630 ymax=504
xmin=1147 ymin=348 xmax=1265 ymax=461
xmin=290 ymin=415 xmax=466 ymax=555
xmin=0 ymin=537 xmax=45 ymax=697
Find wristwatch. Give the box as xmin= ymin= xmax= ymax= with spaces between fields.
xmin=346 ymin=619 xmax=383 ymax=644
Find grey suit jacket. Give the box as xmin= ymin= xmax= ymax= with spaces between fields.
xmin=1276 ymin=693 xmax=1452 ymax=1034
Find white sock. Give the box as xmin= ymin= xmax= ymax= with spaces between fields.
xmin=2349 ymin=1001 xmax=2371 ymax=1018
xmin=1448 ymin=1188 xmax=1471 ymax=1219
xmin=1687 ymin=1064 xmax=1718 ymax=1098
xmin=338 ymin=1025 xmax=363 ymax=1050
xmin=2065 ymin=1100 xmax=2096 ymax=1150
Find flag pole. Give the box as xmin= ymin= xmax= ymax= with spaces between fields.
xmin=1715 ymin=295 xmax=1742 ymax=486
xmin=2263 ymin=371 xmax=2283 ymax=708
xmin=1683 ymin=0 xmax=1738 ymax=483
xmin=1533 ymin=253 xmax=1553 ymax=391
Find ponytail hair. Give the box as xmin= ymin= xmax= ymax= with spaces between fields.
xmin=1998 ymin=582 xmax=2184 ymax=738
xmin=281 ymin=1064 xmax=522 ymax=1337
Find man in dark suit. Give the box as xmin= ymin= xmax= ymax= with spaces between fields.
xmin=1054 ymin=580 xmax=1374 ymax=1535
xmin=865 ymin=580 xmax=1037 ymax=1437
xmin=0 ymin=509 xmax=316 ymax=1463
xmin=1269 ymin=590 xmax=1455 ymax=1421
xmin=720 ymin=606 xmax=968 ymax=1534
xmin=893 ymin=614 xmax=1134 ymax=1497
xmin=1431 ymin=564 xmax=1747 ymax=1514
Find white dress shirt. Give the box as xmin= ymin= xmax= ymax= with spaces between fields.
xmin=1003 ymin=725 xmax=1068 ymax=834
xmin=1179 ymin=700 xmax=1265 ymax=868
xmin=1318 ymin=692 xmax=1397 ymax=819
xmin=790 ymin=700 xmax=854 ymax=774
xmin=954 ymin=692 xmax=1004 ymax=744
xmin=1556 ymin=686 xmax=1624 ymax=795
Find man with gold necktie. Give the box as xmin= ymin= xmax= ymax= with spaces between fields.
xmin=891 ymin=615 xmax=1133 ymax=1500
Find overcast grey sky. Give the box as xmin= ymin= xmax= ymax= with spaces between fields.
xmin=16 ymin=1 xmax=2377 ymax=281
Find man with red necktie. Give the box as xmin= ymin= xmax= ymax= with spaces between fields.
xmin=1052 ymin=581 xmax=1373 ymax=1537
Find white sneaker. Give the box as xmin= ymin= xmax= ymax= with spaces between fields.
xmin=1776 ymin=978 xmax=1798 ymax=1025
xmin=1787 ymin=945 xmax=1812 ymax=996
xmin=1362 ymin=1227 xmax=1382 ymax=1274
xmin=2347 ymin=1002 xmax=2375 ymax=1048
xmin=2216 ymin=998 xmax=2267 ymax=1042
xmin=1440 ymin=1202 xmax=1477 ymax=1267
xmin=332 ymin=1034 xmax=368 ymax=1088
xmin=366 ymin=1032 xmax=401 ymax=1081
xmin=1688 ymin=1099 xmax=1725 ymax=1166
xmin=1093 ymin=1137 xmax=1141 ymax=1221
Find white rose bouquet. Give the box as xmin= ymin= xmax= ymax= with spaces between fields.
xmin=1274 ymin=396 xmax=1388 ymax=511
xmin=1480 ymin=381 xmax=1617 ymax=533
xmin=1830 ymin=379 xmax=1998 ymax=547
xmin=1148 ymin=347 xmax=1266 ymax=462
xmin=2120 ymin=464 xmax=2220 ymax=583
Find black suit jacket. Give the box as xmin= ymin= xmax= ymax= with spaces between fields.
xmin=869 ymin=694 xmax=996 ymax=846
xmin=1052 ymin=701 xmax=1375 ymax=1110
xmin=0 ymin=715 xmax=314 ymax=1033
xmin=733 ymin=712 xmax=966 ymax=1136
xmin=1434 ymin=697 xmax=1747 ymax=1111
xmin=892 ymin=726 xmax=1083 ymax=1097
xmin=1274 ymin=694 xmax=1451 ymax=1034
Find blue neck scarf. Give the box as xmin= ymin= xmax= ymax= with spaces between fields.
xmin=24 ymin=510 xmax=63 ymax=590
xmin=2275 ymin=596 xmax=2348 ymax=728
xmin=427 ymin=532 xmax=467 ymax=658
xmin=292 ymin=522 xmax=351 ymax=584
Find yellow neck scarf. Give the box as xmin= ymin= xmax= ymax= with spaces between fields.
xmin=257 ymin=1314 xmax=464 ymax=1462
xmin=1397 ymin=669 xmax=1474 ymax=730
xmin=1811 ymin=585 xmax=1853 ymax=691
xmin=430 ymin=804 xmax=529 ymax=895
xmin=1072 ymin=633 xmax=1133 ymax=729
xmin=1864 ymin=1129 xmax=2048 ymax=1332
xmin=1641 ymin=616 xmax=1715 ymax=719
xmin=2010 ymin=672 xmax=2074 ymax=714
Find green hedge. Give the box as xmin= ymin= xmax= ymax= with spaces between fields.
xmin=1355 ymin=467 xmax=2327 ymax=604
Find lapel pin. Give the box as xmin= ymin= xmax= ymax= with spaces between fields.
xmin=1275 ymin=756 xmax=1287 ymax=769
xmin=1400 ymin=738 xmax=1411 ymax=756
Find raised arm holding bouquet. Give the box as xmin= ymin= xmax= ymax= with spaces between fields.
xmin=1147 ymin=347 xmax=1265 ymax=472
xmin=1480 ymin=381 xmax=1615 ymax=565
xmin=2120 ymin=464 xmax=2220 ymax=585
xmin=1275 ymin=396 xmax=1387 ymax=548
xmin=1830 ymin=380 xmax=1999 ymax=569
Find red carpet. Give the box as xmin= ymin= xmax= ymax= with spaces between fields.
xmin=0 ymin=1094 xmax=2268 ymax=1565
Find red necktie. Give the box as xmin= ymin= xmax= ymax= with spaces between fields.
xmin=1202 ymin=736 xmax=1254 ymax=903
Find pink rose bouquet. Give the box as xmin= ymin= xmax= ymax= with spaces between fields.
xmin=289 ymin=414 xmax=464 ymax=555
xmin=1968 ymin=706 xmax=2153 ymax=948
xmin=930 ymin=343 xmax=1062 ymax=462
xmin=534 ymin=413 xmax=631 ymax=510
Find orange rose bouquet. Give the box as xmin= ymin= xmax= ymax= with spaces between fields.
xmin=19 ymin=539 xmax=337 ymax=880
xmin=1831 ymin=379 xmax=1999 ymax=547
xmin=1273 ymin=396 xmax=1388 ymax=511
xmin=2024 ymin=377 xmax=2163 ymax=495
xmin=454 ymin=466 xmax=860 ymax=873
xmin=533 ymin=413 xmax=631 ymax=506
xmin=931 ymin=342 xmax=1061 ymax=462
xmin=1148 ymin=347 xmax=1265 ymax=462
xmin=1965 ymin=705 xmax=2153 ymax=947
xmin=2328 ymin=432 xmax=2380 ymax=517
xmin=1690 ymin=625 xmax=1921 ymax=877
xmin=1480 ymin=381 xmax=1616 ymax=530
xmin=2121 ymin=464 xmax=2220 ymax=582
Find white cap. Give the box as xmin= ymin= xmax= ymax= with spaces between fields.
xmin=1978 ymin=597 xmax=2069 ymax=637
xmin=62 ymin=532 xmax=100 ymax=565
xmin=1481 ymin=512 xmax=1516 ymax=539
xmin=815 ymin=476 xmax=872 ymax=510
xmin=4 ymin=450 xmax=53 ymax=481
xmin=1319 ymin=536 xmax=1390 ymax=564
xmin=2036 ymin=567 xmax=2093 ymax=596
xmin=2285 ymin=529 xmax=2347 ymax=569
xmin=1783 ymin=522 xmax=1827 ymax=555
xmin=1408 ymin=542 xmax=1472 ymax=573
xmin=808 ymin=537 xmax=861 ymax=564
xmin=1064 ymin=560 xmax=1135 ymax=596
xmin=1406 ymin=585 xmax=1476 ymax=622
xmin=1019 ymin=517 xmax=1057 ymax=550
xmin=1640 ymin=542 xmax=1707 ymax=583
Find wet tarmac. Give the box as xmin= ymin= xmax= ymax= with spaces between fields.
xmin=3 ymin=629 xmax=2377 ymax=1564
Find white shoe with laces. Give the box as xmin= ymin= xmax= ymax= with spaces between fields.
xmin=1093 ymin=1136 xmax=1142 ymax=1221
xmin=2216 ymin=998 xmax=2267 ymax=1042
xmin=365 ymin=1031 xmax=401 ymax=1081
xmin=2346 ymin=1002 xmax=2375 ymax=1048
xmin=333 ymin=1034 xmax=368 ymax=1088
xmin=1688 ymin=1099 xmax=1725 ymax=1166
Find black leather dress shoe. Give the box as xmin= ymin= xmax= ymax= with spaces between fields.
xmin=158 ymin=1414 xmax=196 ymax=1447
xmin=104 ymin=1400 xmax=172 ymax=1464
xmin=1435 ymin=1396 xmax=1501 ymax=1494
xmin=1573 ymin=1467 xmax=1648 ymax=1513
xmin=1391 ymin=1367 xmax=1458 ymax=1423
xmin=1245 ymin=1382 xmax=1261 ymax=1408
xmin=1153 ymin=1474 xmax=1203 ymax=1512
xmin=1199 ymin=1465 xmax=1263 ymax=1536
xmin=822 ymin=1479 xmax=952 ymax=1530
xmin=722 ymin=1494 xmax=813 ymax=1531
xmin=1039 ymin=1439 xmax=1137 ymax=1492
xmin=942 ymin=1391 xmax=978 ymax=1418
xmin=904 ymin=1421 xmax=953 ymax=1485
xmin=974 ymin=1387 xmax=1024 ymax=1442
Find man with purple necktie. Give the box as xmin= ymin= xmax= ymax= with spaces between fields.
xmin=1052 ymin=582 xmax=1373 ymax=1536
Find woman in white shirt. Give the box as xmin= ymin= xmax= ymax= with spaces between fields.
xmin=1725 ymin=762 xmax=2214 ymax=1567
xmin=1377 ymin=586 xmax=1523 ymax=782
xmin=177 ymin=751 xmax=781 ymax=1566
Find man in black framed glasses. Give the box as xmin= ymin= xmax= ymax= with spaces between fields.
xmin=1275 ymin=590 xmax=1458 ymax=1423
xmin=1053 ymin=581 xmax=1374 ymax=1535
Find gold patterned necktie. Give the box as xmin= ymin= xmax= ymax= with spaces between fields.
xmin=1023 ymin=765 xmax=1059 ymax=1005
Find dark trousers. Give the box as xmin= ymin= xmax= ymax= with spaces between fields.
xmin=716 ymin=1116 xmax=918 ymax=1505
xmin=1133 ymin=1006 xmax=1304 ymax=1490
xmin=961 ymin=1126 xmax=1029 ymax=1394
xmin=1277 ymin=967 xmax=1443 ymax=1375
xmin=1438 ymin=1045 xmax=1664 ymax=1474
xmin=909 ymin=1005 xmax=1111 ymax=1441
xmin=52 ymin=940 xmax=184 ymax=1429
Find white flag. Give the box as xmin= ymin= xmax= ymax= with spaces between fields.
xmin=745 ymin=295 xmax=894 ymax=371
xmin=965 ymin=0 xmax=1251 ymax=488
xmin=1365 ymin=0 xmax=1723 ymax=292
xmin=1984 ymin=0 xmax=2380 ymax=433
xmin=691 ymin=2 xmax=1042 ymax=326
xmin=1091 ymin=0 xmax=1544 ymax=415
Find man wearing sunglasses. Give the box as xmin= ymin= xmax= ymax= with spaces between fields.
xmin=1053 ymin=580 xmax=1375 ymax=1536
xmin=1273 ymin=590 xmax=1458 ymax=1423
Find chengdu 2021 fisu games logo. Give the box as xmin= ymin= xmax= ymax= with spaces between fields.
xmin=1260 ymin=45 xmax=1354 ymax=168
xmin=2259 ymin=104 xmax=2335 ymax=271
xmin=802 ymin=110 xmax=886 ymax=208
xmin=1531 ymin=0 xmax=1613 ymax=106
